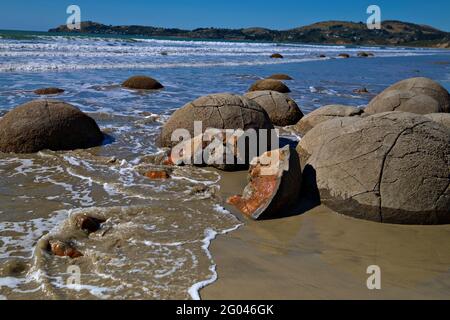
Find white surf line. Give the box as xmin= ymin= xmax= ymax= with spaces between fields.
xmin=188 ymin=222 xmax=243 ymax=301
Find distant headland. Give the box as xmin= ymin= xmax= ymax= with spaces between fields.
xmin=49 ymin=20 xmax=450 ymax=48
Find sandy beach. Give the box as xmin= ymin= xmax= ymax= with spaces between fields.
xmin=202 ymin=171 xmax=450 ymax=300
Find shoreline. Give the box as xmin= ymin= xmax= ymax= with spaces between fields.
xmin=201 ymin=170 xmax=450 ymax=300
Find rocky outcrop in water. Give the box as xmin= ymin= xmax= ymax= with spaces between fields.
xmin=122 ymin=75 xmax=164 ymax=90
xmin=34 ymin=88 xmax=65 ymax=95
xmin=0 ymin=100 xmax=104 ymax=153
xmin=296 ymin=111 xmax=450 ymax=225
xmin=245 ymin=91 xmax=303 ymax=126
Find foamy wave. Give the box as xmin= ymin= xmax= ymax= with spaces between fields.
xmin=0 ymin=58 xmax=319 ymax=72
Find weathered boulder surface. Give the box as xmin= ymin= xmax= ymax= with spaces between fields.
xmin=293 ymin=104 xmax=363 ymax=136
xmin=122 ymin=75 xmax=164 ymax=90
xmin=245 ymin=91 xmax=303 ymax=126
xmin=0 ymin=100 xmax=104 ymax=154
xmin=296 ymin=111 xmax=450 ymax=225
xmin=424 ymin=113 xmax=450 ymax=129
xmin=248 ymin=79 xmax=291 ymax=93
xmin=227 ymin=146 xmax=302 ymax=220
xmin=366 ymin=77 xmax=450 ymax=114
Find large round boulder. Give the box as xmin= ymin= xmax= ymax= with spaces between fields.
xmin=0 ymin=100 xmax=104 ymax=154
xmin=296 ymin=112 xmax=450 ymax=225
xmin=122 ymin=75 xmax=163 ymax=90
xmin=293 ymin=105 xmax=363 ymax=136
xmin=366 ymin=77 xmax=450 ymax=114
xmin=244 ymin=91 xmax=303 ymax=126
xmin=159 ymin=93 xmax=274 ymax=148
xmin=248 ymin=79 xmax=291 ymax=93
xmin=424 ymin=113 xmax=450 ymax=130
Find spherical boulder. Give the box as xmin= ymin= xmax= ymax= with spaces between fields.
xmin=0 ymin=100 xmax=104 ymax=154
xmin=293 ymin=104 xmax=363 ymax=136
xmin=266 ymin=74 xmax=293 ymax=80
xmin=159 ymin=93 xmax=274 ymax=148
xmin=424 ymin=113 xmax=450 ymax=129
xmin=122 ymin=75 xmax=163 ymax=90
xmin=248 ymin=79 xmax=291 ymax=93
xmin=296 ymin=112 xmax=450 ymax=225
xmin=245 ymin=91 xmax=303 ymax=126
xmin=366 ymin=77 xmax=450 ymax=114
xmin=34 ymin=88 xmax=64 ymax=95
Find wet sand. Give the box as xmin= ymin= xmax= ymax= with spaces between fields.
xmin=202 ymin=171 xmax=450 ymax=300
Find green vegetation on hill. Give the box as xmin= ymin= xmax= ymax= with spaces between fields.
xmin=49 ymin=20 xmax=450 ymax=48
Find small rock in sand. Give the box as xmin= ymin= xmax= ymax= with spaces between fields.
xmin=48 ymin=240 xmax=83 ymax=259
xmin=75 ymin=215 xmax=106 ymax=233
xmin=144 ymin=170 xmax=171 ymax=180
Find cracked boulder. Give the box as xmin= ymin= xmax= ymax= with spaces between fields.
xmin=159 ymin=93 xmax=274 ymax=149
xmin=296 ymin=112 xmax=450 ymax=225
xmin=0 ymin=100 xmax=104 ymax=153
xmin=227 ymin=146 xmax=302 ymax=220
xmin=245 ymin=91 xmax=304 ymax=126
xmin=293 ymin=104 xmax=363 ymax=136
xmin=165 ymin=129 xmax=254 ymax=171
xmin=366 ymin=77 xmax=450 ymax=114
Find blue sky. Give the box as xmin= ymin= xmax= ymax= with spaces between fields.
xmin=1 ymin=0 xmax=450 ymax=32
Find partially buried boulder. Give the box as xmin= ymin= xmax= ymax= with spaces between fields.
xmin=159 ymin=93 xmax=274 ymax=148
xmin=227 ymin=146 xmax=302 ymax=220
xmin=366 ymin=77 xmax=450 ymax=114
xmin=296 ymin=112 xmax=450 ymax=225
xmin=245 ymin=91 xmax=303 ymax=126
xmin=34 ymin=87 xmax=64 ymax=95
xmin=293 ymin=104 xmax=363 ymax=136
xmin=122 ymin=75 xmax=164 ymax=90
xmin=266 ymin=74 xmax=293 ymax=80
xmin=248 ymin=79 xmax=291 ymax=93
xmin=270 ymin=53 xmax=284 ymax=59
xmin=0 ymin=100 xmax=104 ymax=154
xmin=357 ymin=52 xmax=374 ymax=57
xmin=338 ymin=53 xmax=350 ymax=58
